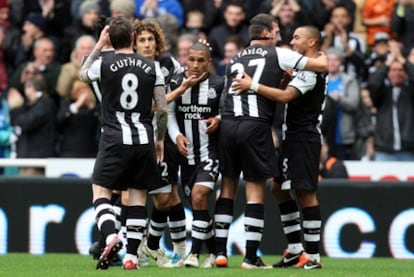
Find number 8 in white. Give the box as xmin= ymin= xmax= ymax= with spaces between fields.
xmin=120 ymin=73 xmax=139 ymax=110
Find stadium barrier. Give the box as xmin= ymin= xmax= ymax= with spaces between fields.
xmin=0 ymin=175 xmax=413 ymax=258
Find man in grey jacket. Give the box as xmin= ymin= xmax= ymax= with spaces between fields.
xmin=367 ymin=43 xmax=414 ymax=161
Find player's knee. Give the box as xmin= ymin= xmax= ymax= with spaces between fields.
xmin=153 ymin=193 xmax=171 ymax=210
xmin=191 ymin=188 xmax=210 ymax=208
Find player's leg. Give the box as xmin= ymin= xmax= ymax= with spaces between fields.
xmin=142 ymin=191 xmax=170 ymax=266
xmin=141 ymin=161 xmax=172 ymax=267
xmin=214 ymin=176 xmax=238 ymax=267
xmin=215 ymin=119 xmax=241 ymax=267
xmin=282 ymin=141 xmax=322 ymax=269
xmin=122 ymin=188 xmax=148 ymax=270
xmin=93 ymin=184 xmax=123 ymax=270
xmin=89 ymin=191 xmax=121 ymax=261
xmin=271 ymin=182 xmax=304 ymax=267
xmin=184 ymin=183 xmax=214 ymax=268
xmin=165 ymin=185 xmax=186 ymax=267
xmin=292 ymin=189 xmax=322 ymax=269
xmin=240 ymin=180 xmax=271 ymax=269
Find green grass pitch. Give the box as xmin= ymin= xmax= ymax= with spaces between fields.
xmin=0 ymin=254 xmax=413 ymax=277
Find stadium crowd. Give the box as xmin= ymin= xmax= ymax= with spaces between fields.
xmin=1 ymin=0 xmax=414 ymax=271
xmin=0 ymin=0 xmax=413 ymax=176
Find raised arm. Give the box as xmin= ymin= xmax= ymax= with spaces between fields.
xmin=79 ymin=26 xmax=109 ymax=82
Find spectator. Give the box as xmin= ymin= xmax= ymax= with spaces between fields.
xmin=324 ymin=47 xmax=360 ymax=160
xmin=0 ymin=89 xmax=16 ymax=175
xmin=181 ymin=0 xmax=207 ymax=13
xmin=354 ymin=88 xmax=376 ymax=160
xmin=15 ymin=12 xmax=49 ymax=66
xmin=365 ymin=32 xmax=392 ymax=75
xmin=59 ymin=0 xmax=101 ymax=63
xmin=319 ymin=138 xmax=349 ymax=179
xmin=8 ymin=37 xmax=61 ymax=108
xmin=259 ymin=0 xmax=310 ymax=47
xmin=71 ymin=0 xmax=111 ymax=22
xmin=391 ymin=0 xmax=414 ymax=56
xmin=181 ymin=10 xmax=207 ymax=39
xmin=367 ymin=45 xmax=414 ymax=161
xmin=20 ymin=0 xmax=71 ymax=45
xmin=214 ymin=35 xmax=244 ymax=76
xmin=8 ymin=0 xmax=23 ymax=26
xmin=0 ymin=0 xmax=21 ymax=81
xmin=135 ymin=0 xmax=184 ymax=27
xmin=361 ymin=0 xmax=395 ymax=48
xmin=157 ymin=13 xmax=180 ymax=55
xmin=175 ymin=32 xmax=197 ymax=66
xmin=310 ymin=0 xmax=356 ymax=31
xmin=203 ymin=0 xmax=257 ymax=30
xmin=56 ymin=80 xmax=99 ymax=158
xmin=56 ymin=35 xmax=96 ymax=99
xmin=9 ymin=73 xmax=57 ymax=176
xmin=207 ymin=0 xmax=249 ymax=70
xmin=110 ymin=0 xmax=136 ymax=21
xmin=321 ymin=5 xmax=367 ymax=83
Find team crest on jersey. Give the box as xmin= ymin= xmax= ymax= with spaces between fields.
xmin=296 ymin=71 xmax=308 ymax=83
xmin=208 ymin=88 xmax=217 ymax=99
xmin=161 ymin=66 xmax=170 ymax=77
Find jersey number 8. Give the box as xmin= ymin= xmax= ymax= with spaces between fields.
xmin=120 ymin=73 xmax=139 ymax=110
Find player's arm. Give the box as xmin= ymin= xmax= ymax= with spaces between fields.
xmin=232 ymin=71 xmax=300 ymax=103
xmin=79 ymin=26 xmax=109 ymax=82
xmin=154 ymin=85 xmax=168 ymax=163
xmin=167 ymin=101 xmax=189 ymax=157
xmin=154 ymin=85 xmax=168 ymax=141
xmin=303 ymin=52 xmax=328 ymax=73
xmin=166 ymin=72 xmax=208 ymax=103
xmin=277 ymin=47 xmax=328 ymax=73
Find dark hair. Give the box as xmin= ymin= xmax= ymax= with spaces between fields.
xmin=109 ymin=17 xmax=133 ymax=49
xmin=224 ymin=0 xmax=246 ymax=14
xmin=133 ymin=18 xmax=166 ymax=57
xmin=302 ymin=25 xmax=322 ymax=47
xmin=189 ymin=40 xmax=212 ymax=58
xmin=225 ymin=35 xmax=245 ymax=49
xmin=93 ymin=15 xmax=112 ymax=40
xmin=329 ymin=4 xmax=351 ymax=19
xmin=249 ymin=13 xmax=276 ymax=40
xmin=26 ymin=73 xmax=48 ymax=93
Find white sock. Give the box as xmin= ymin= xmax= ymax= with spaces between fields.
xmin=287 ymin=243 xmax=304 ymax=254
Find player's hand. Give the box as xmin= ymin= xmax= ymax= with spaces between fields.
xmin=183 ymin=72 xmax=208 ymax=89
xmin=155 ymin=140 xmax=164 ymax=163
xmin=232 ymin=71 xmax=252 ymax=95
xmin=8 ymin=88 xmax=24 ymax=109
xmin=205 ymin=117 xmax=220 ymax=134
xmin=96 ymin=26 xmax=110 ymax=49
xmin=279 ymin=68 xmax=293 ymax=89
xmin=176 ymin=134 xmax=189 ymax=157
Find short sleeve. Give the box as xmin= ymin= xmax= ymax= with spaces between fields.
xmin=276 ymin=47 xmax=309 ymax=71
xmin=288 ymin=71 xmax=317 ymax=95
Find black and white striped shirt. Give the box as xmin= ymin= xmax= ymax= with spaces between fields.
xmin=168 ymin=72 xmax=224 ymax=165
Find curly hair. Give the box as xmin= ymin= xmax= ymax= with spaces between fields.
xmin=133 ymin=18 xmax=167 ymax=58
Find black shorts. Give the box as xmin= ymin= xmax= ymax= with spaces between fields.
xmin=219 ymin=118 xmax=278 ymax=181
xmin=164 ymin=135 xmax=181 ymax=184
xmin=92 ymin=138 xmax=160 ymax=191
xmin=275 ymin=140 xmax=321 ymax=191
xmin=148 ymin=162 xmax=173 ymax=194
xmin=180 ymin=159 xmax=219 ymax=198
